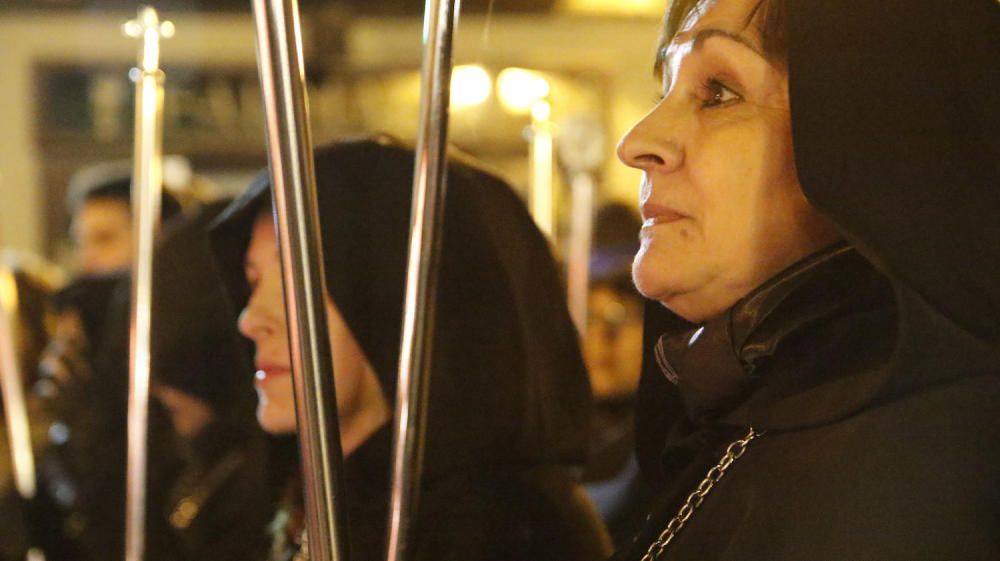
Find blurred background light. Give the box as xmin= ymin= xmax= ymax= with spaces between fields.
xmin=450 ymin=64 xmax=492 ymax=109
xmin=559 ymin=0 xmax=663 ymax=16
xmin=531 ymin=100 xmax=551 ymax=121
xmin=498 ymin=68 xmax=551 ymax=114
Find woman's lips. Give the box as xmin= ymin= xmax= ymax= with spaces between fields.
xmin=641 ymin=203 xmax=688 ymax=226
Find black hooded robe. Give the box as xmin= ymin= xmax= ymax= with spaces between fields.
xmin=615 ymin=1 xmax=1000 ymax=560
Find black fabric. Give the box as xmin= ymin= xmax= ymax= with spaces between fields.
xmin=151 ymin=200 xmax=257 ymax=418
xmin=51 ymin=274 xmax=121 ymax=360
xmin=210 ymin=136 xmax=610 ymax=560
xmin=788 ymin=0 xmax=1000 ymax=345
xmin=580 ymin=396 xmax=654 ymax=548
xmin=618 ymin=1 xmax=1000 ymax=559
xmin=149 ymin=202 xmax=273 ymax=561
xmin=53 ymin=298 xmax=182 ymax=561
xmin=161 ymin=423 xmax=274 ymax=561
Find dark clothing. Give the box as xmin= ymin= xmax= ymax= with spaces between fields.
xmin=617 ymin=1 xmax=1000 ymax=559
xmin=33 ymin=202 xmax=274 ymax=561
xmin=581 ymin=398 xmax=652 ymax=548
xmin=212 ymin=137 xmax=611 ymax=561
xmin=274 ymin=427 xmax=610 ymax=561
xmin=163 ymin=421 xmax=274 ymax=561
xmin=147 ymin=201 xmax=274 ymax=561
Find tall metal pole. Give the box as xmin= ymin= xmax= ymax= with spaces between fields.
xmin=122 ymin=8 xmax=171 ymax=561
xmin=385 ymin=2 xmax=458 ymax=561
xmin=566 ymin=172 xmax=594 ymax=332
xmin=0 ymin=266 xmax=46 ymax=561
xmin=250 ymin=1 xmax=350 ymax=560
xmin=529 ymin=100 xmax=555 ymax=239
xmin=558 ymin=114 xmax=606 ymax=333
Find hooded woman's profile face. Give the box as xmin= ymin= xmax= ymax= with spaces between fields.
xmin=238 ymin=212 xmax=389 ymax=453
xmin=211 ymin=138 xmax=594 ymax=475
xmin=617 ymin=0 xmax=841 ymax=322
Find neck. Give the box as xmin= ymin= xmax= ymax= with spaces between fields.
xmin=340 ymin=386 xmax=391 ymax=457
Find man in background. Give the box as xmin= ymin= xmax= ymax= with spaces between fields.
xmin=65 ymin=159 xmax=185 ymax=274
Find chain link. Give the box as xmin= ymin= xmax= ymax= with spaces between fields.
xmin=640 ymin=427 xmax=763 ymax=561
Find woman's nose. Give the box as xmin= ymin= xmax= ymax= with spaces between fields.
xmin=238 ymin=297 xmax=270 ymax=342
xmin=617 ymin=104 xmax=684 ymax=174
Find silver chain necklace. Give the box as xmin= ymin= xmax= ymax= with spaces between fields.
xmin=640 ymin=427 xmax=763 ymax=561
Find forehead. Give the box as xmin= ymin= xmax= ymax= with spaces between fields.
xmin=677 ymin=0 xmax=764 ymax=37
xmin=79 ymin=198 xmax=131 ymax=219
xmin=246 ymin=212 xmax=278 ymax=258
xmin=657 ymin=0 xmax=767 ymax=80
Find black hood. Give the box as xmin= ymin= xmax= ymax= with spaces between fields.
xmin=636 ymin=0 xmax=1000 ymax=482
xmin=210 ymin=136 xmax=592 ymax=476
xmin=90 ymin=201 xmax=258 ymax=440
xmin=149 ymin=200 xmax=257 ymax=417
xmin=52 ymin=273 xmax=123 ymax=364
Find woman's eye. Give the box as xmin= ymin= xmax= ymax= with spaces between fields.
xmin=701 ymin=78 xmax=740 ymax=108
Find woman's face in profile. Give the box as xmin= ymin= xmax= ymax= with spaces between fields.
xmin=617 ymin=0 xmax=840 ymax=322
xmin=237 ymin=213 xmax=385 ymax=443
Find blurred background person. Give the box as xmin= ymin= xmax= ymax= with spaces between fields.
xmin=38 ymin=271 xmax=131 ymax=561
xmin=65 ymin=160 xmax=184 ymax=275
xmin=32 ymin=200 xmax=275 ymax=561
xmin=0 ymin=252 xmax=67 ymax=561
xmin=580 ymin=203 xmax=651 ymax=547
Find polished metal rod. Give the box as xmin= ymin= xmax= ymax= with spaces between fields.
xmin=250 ymin=1 xmax=350 ymax=560
xmin=566 ymin=172 xmax=595 ymax=332
xmin=123 ymin=8 xmax=171 ymax=561
xmin=1 ymin=261 xmax=52 ymax=561
xmin=558 ymin=114 xmax=606 ymax=333
xmin=0 ymin=266 xmax=46 ymax=561
xmin=529 ymin=100 xmax=555 ymax=239
xmin=0 ymin=265 xmax=37 ymax=502
xmin=385 ymin=1 xmax=458 ymax=560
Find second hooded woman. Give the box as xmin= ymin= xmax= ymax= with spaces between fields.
xmin=210 ymin=136 xmax=612 ymax=561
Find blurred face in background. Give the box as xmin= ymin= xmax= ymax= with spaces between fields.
xmin=238 ymin=213 xmax=389 ymax=454
xmin=584 ymin=284 xmax=644 ymax=399
xmin=71 ymin=198 xmax=133 ymax=274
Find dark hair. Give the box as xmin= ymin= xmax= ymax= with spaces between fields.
xmin=659 ymin=0 xmax=787 ymax=62
xmin=78 ymin=177 xmax=182 ymax=222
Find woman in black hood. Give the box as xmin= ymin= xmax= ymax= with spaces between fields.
xmin=210 ymin=136 xmax=611 ymax=561
xmin=613 ymin=0 xmax=999 ymax=559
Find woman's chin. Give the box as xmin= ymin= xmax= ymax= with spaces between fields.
xmin=632 ymin=252 xmax=683 ymax=303
xmin=632 ymin=253 xmax=733 ymax=323
xmin=257 ymin=406 xmax=297 ymax=435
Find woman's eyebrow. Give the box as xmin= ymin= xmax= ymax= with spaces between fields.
xmin=654 ymin=27 xmax=764 ymax=80
xmin=690 ymin=28 xmax=763 ymax=56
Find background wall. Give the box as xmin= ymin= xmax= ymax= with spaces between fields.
xmin=0 ymin=6 xmax=660 ymax=260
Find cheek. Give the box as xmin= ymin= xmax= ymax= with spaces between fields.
xmin=689 ymin=123 xmax=790 ymax=253
xmin=262 ymin=279 xmax=291 ymax=337
xmin=698 ymin=122 xmax=818 ymax=284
